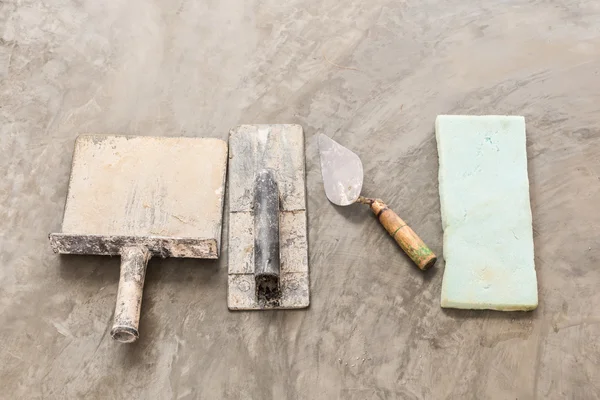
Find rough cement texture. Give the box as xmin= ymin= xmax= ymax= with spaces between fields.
xmin=1 ymin=0 xmax=599 ymax=399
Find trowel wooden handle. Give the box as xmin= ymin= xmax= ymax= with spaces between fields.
xmin=111 ymin=246 xmax=151 ymax=343
xmin=367 ymin=198 xmax=437 ymax=270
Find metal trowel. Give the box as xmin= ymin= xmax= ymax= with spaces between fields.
xmin=318 ymin=134 xmax=437 ymax=270
xmin=227 ymin=124 xmax=309 ymax=310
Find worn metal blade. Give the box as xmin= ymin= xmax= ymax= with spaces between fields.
xmin=317 ymin=134 xmax=363 ymax=206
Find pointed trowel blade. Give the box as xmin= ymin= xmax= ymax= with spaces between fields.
xmin=317 ymin=134 xmax=364 ymax=206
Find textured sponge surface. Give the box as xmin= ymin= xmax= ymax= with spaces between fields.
xmin=436 ymin=115 xmax=538 ymax=311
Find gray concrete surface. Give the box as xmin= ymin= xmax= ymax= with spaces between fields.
xmin=1 ymin=0 xmax=599 ymax=399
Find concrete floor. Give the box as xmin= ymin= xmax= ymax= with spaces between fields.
xmin=1 ymin=0 xmax=599 ymax=398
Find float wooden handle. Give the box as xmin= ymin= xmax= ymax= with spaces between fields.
xmin=359 ymin=197 xmax=437 ymax=270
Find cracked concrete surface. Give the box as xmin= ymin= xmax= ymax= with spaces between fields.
xmin=1 ymin=0 xmax=599 ymax=399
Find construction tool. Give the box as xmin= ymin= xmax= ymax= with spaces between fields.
xmin=227 ymin=124 xmax=309 ymax=310
xmin=49 ymin=135 xmax=228 ymax=343
xmin=318 ymin=134 xmax=436 ymax=270
xmin=436 ymin=115 xmax=537 ymax=310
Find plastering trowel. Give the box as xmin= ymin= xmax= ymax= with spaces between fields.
xmin=49 ymin=135 xmax=228 ymax=343
xmin=227 ymin=124 xmax=309 ymax=310
xmin=318 ymin=134 xmax=436 ymax=270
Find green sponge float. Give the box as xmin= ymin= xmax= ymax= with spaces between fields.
xmin=436 ymin=115 xmax=538 ymax=311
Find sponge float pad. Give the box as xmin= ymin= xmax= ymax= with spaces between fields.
xmin=436 ymin=115 xmax=538 ymax=311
